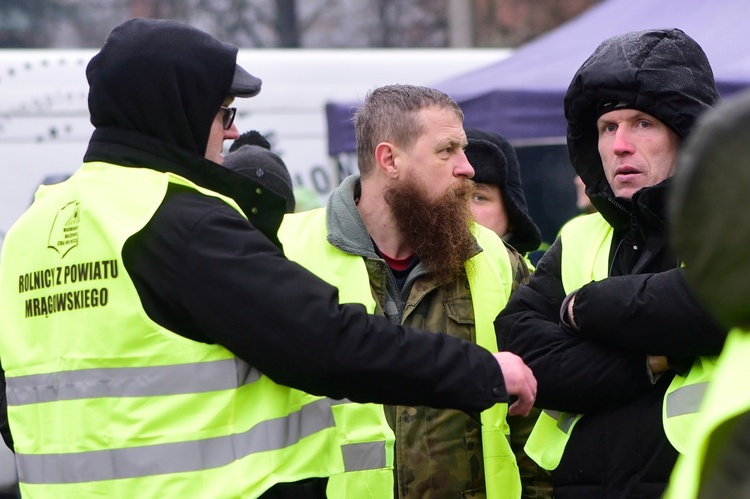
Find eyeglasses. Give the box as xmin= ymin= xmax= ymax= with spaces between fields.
xmin=220 ymin=106 xmax=237 ymax=130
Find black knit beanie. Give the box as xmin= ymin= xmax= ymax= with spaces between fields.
xmin=224 ymin=131 xmax=295 ymax=213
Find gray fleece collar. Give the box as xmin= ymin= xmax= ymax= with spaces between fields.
xmin=325 ymin=174 xmax=380 ymax=259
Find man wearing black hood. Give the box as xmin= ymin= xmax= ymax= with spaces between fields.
xmin=0 ymin=19 xmax=535 ymax=498
xmin=496 ymin=28 xmax=728 ymax=498
xmin=465 ymin=128 xmax=542 ymax=260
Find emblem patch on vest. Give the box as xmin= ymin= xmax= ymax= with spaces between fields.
xmin=48 ymin=201 xmax=80 ymax=257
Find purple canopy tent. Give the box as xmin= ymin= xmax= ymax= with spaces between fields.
xmin=324 ymin=0 xmax=750 ymax=257
xmin=326 ymin=0 xmax=750 ymax=155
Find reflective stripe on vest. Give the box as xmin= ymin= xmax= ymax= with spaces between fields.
xmin=17 ymin=396 xmax=336 ymax=484
xmin=544 ymin=410 xmax=580 ymax=433
xmin=662 ymin=355 xmax=717 ymax=454
xmin=5 ymin=358 xmax=261 ymax=405
xmin=279 ymin=210 xmax=521 ymax=499
xmin=525 ymin=213 xmax=714 ymax=471
xmin=330 ymin=398 xmax=390 ymax=473
xmin=7 ymin=359 xmax=354 ymax=485
xmin=665 ymin=329 xmax=750 ymax=499
xmin=0 ymin=163 xmax=347 ymax=498
xmin=666 ymin=384 xmax=708 ymax=418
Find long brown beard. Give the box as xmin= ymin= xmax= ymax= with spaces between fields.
xmin=384 ymin=175 xmax=476 ymax=285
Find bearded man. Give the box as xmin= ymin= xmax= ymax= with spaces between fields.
xmin=279 ymin=84 xmax=533 ymax=499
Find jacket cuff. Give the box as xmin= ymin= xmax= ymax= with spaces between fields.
xmin=559 ymin=290 xmax=578 ymax=333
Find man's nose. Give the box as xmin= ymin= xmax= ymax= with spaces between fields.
xmin=455 ymin=150 xmax=475 ymax=179
xmin=224 ymin=123 xmax=240 ymax=140
xmin=613 ymin=128 xmax=634 ymax=154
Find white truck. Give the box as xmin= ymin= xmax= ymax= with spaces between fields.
xmin=0 ymin=48 xmax=509 ymax=236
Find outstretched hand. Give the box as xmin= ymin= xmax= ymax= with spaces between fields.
xmin=494 ymin=351 xmax=537 ymax=416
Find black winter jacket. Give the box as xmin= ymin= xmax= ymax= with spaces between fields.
xmin=0 ymin=18 xmax=508 ymax=498
xmin=496 ymin=29 xmax=726 ymax=499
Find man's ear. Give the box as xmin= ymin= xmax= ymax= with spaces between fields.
xmin=375 ymin=142 xmax=400 ymax=179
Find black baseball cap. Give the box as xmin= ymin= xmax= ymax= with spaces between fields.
xmin=230 ymin=64 xmax=262 ymax=98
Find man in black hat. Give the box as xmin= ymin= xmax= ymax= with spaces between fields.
xmin=496 ymin=28 xmax=728 ymax=498
xmin=0 ymin=19 xmax=534 ymax=498
xmin=465 ymin=128 xmax=542 ymax=259
xmin=224 ymin=130 xmax=297 ymax=214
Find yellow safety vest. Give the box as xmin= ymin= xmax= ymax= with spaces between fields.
xmin=0 ymin=163 xmax=347 ymax=498
xmin=524 ymin=213 xmax=716 ymax=470
xmin=279 ymin=208 xmax=521 ymax=499
xmin=664 ymin=328 xmax=750 ymax=499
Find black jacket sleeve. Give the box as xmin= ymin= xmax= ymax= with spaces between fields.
xmin=496 ymin=238 xmax=654 ymax=413
xmin=122 ymin=187 xmax=507 ymax=413
xmin=0 ymin=362 xmax=11 ymax=451
xmin=571 ymin=268 xmax=727 ymax=357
